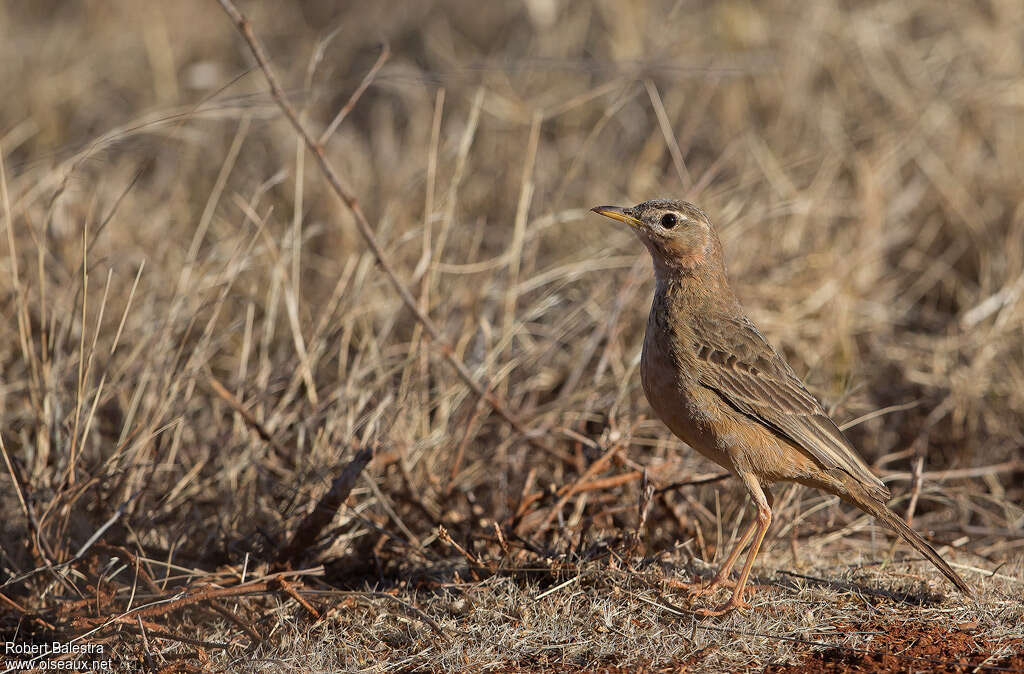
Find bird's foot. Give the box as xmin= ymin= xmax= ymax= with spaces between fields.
xmin=664 ymin=575 xmax=751 ymax=598
xmin=695 ymin=596 xmax=750 ymax=616
xmin=684 ymin=582 xmax=721 ymax=598
xmin=663 ymin=576 xmax=720 ymax=596
xmin=678 ymin=578 xmax=733 ymax=597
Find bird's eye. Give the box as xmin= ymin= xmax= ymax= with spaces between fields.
xmin=660 ymin=213 xmax=678 ymax=229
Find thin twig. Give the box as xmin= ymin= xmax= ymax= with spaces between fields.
xmin=278 ymin=578 xmax=320 ymax=620
xmin=206 ymin=373 xmax=289 ymax=461
xmin=655 ymin=473 xmax=731 ymax=495
xmin=446 ymin=394 xmax=489 ymax=494
xmin=438 ymin=525 xmax=485 ymax=570
xmin=535 ymin=442 xmax=621 ymax=533
xmin=318 ymin=43 xmax=390 ymax=146
xmin=137 ymin=616 xmax=155 ymax=670
xmin=905 ymin=454 xmax=925 ymax=526
xmin=213 ymin=0 xmax=567 ymax=462
xmin=882 ymin=460 xmax=1022 ymax=483
xmin=644 ymin=78 xmax=691 ymax=189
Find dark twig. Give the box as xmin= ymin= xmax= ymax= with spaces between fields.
xmin=637 ymin=469 xmax=654 ymax=537
xmin=209 ymin=602 xmax=262 ymax=647
xmin=655 ymin=473 xmax=731 ymax=495
xmin=131 ymin=582 xmax=272 ymax=619
xmin=277 ymin=447 xmax=373 ymax=565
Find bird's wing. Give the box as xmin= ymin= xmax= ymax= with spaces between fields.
xmin=691 ymin=313 xmax=890 ymax=500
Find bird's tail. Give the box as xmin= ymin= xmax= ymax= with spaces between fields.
xmin=856 ymin=495 xmax=972 ymax=596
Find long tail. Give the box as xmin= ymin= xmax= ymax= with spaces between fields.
xmin=856 ymin=496 xmax=973 ymax=596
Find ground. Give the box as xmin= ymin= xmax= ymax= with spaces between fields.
xmin=1 ymin=1 xmax=1023 ymax=671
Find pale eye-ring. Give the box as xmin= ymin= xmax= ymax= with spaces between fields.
xmin=660 ymin=212 xmax=678 ymax=229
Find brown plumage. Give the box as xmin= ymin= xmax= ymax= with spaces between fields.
xmin=592 ymin=199 xmax=971 ymax=615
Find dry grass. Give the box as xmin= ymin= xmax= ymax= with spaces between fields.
xmin=2 ymin=0 xmax=1023 ymax=671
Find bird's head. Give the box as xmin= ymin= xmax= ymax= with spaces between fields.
xmin=591 ymin=199 xmax=725 ymax=280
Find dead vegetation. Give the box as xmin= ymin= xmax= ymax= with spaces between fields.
xmin=1 ymin=0 xmax=1023 ymax=671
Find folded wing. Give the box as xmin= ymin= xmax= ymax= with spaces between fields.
xmin=691 ymin=313 xmax=890 ymax=502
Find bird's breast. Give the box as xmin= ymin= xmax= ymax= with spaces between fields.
xmin=640 ymin=306 xmax=734 ymax=471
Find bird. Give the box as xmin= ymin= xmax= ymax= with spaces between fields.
xmin=591 ymin=199 xmax=971 ymax=615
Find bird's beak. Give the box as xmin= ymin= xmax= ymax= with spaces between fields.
xmin=591 ymin=205 xmax=642 ymax=230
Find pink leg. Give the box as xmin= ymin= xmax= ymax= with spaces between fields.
xmin=666 ymin=516 xmax=758 ymax=597
xmin=696 ymin=471 xmax=772 ymax=616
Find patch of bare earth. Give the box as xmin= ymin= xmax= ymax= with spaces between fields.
xmin=767 ymin=620 xmax=1024 ymax=673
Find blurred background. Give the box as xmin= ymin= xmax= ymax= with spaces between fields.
xmin=1 ymin=0 xmax=1022 ymax=668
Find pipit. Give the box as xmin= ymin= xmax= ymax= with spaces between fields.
xmin=592 ymin=199 xmax=971 ymax=615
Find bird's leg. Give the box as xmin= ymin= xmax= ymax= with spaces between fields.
xmin=696 ymin=472 xmax=772 ymax=616
xmin=669 ymin=517 xmax=757 ymax=597
xmin=672 ymin=489 xmax=773 ymax=597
